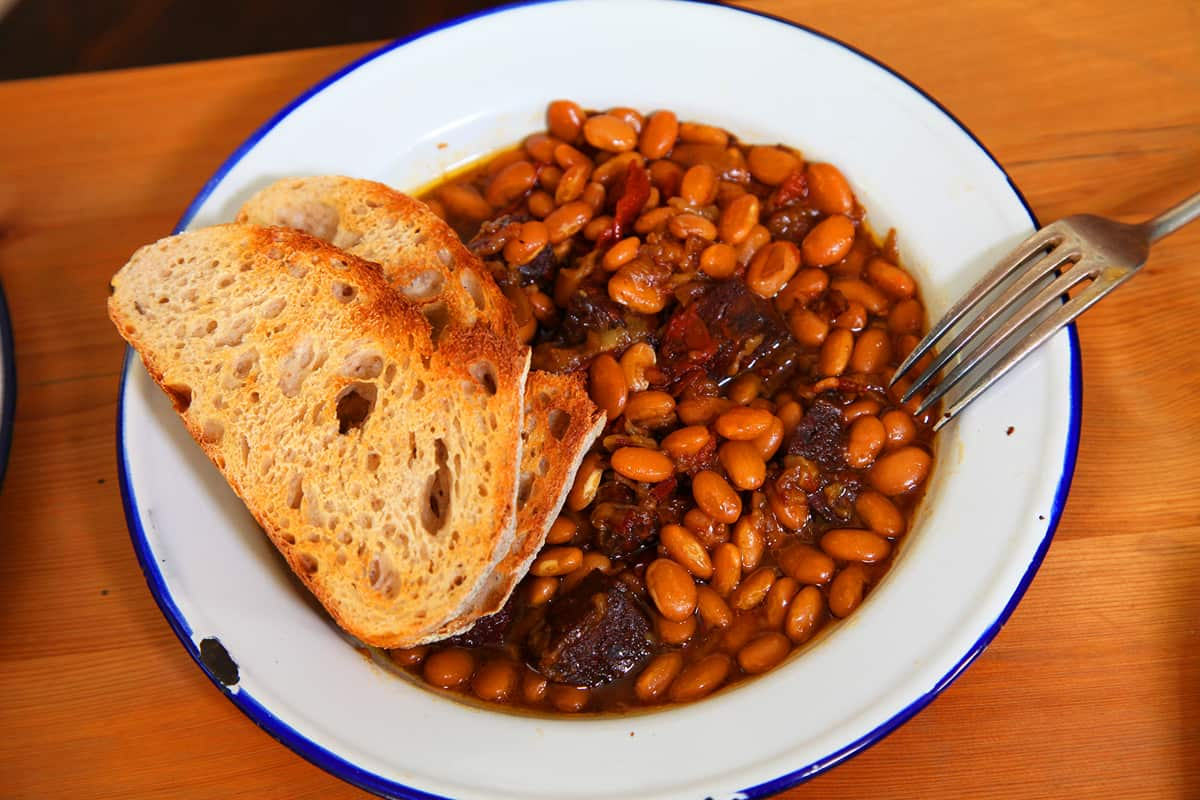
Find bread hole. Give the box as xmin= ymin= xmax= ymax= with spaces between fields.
xmin=218 ymin=275 xmax=235 ymax=289
xmin=368 ymin=553 xmax=398 ymax=597
xmin=332 ymin=228 xmax=363 ymax=249
xmin=165 ymin=383 xmax=192 ymax=412
xmin=184 ymin=287 xmax=199 ymax=302
xmin=460 ymin=269 xmax=487 ymax=311
xmin=232 ymin=348 xmax=259 ymax=379
xmin=517 ymin=472 xmax=534 ymax=506
xmin=340 ymin=349 xmax=383 ymax=380
xmin=538 ymin=456 xmax=550 ymax=476
xmin=332 ymin=280 xmax=358 ymax=303
xmin=287 ymin=259 xmax=310 ymax=279
xmin=331 ymin=258 xmax=348 ymax=271
xmin=366 ymin=452 xmax=381 ymax=472
xmin=419 ymin=438 xmax=452 ymax=535
xmin=338 ymin=531 xmax=353 ymax=545
xmin=336 ymin=552 xmax=347 ymax=566
xmin=400 ymin=268 xmax=444 ymax=301
xmin=478 ymin=484 xmax=488 ymax=497
xmin=266 ymin=246 xmax=283 ymax=260
xmin=413 ymin=380 xmax=426 ymax=401
xmin=211 ymin=395 xmax=225 ymax=410
xmin=133 ymin=300 xmax=146 ymax=316
xmin=383 ymin=363 xmax=396 ymax=387
xmin=547 ymin=409 xmax=571 ymax=440
xmin=280 ymin=532 xmax=296 ymax=545
xmin=336 ymin=382 xmax=377 ymax=434
xmin=286 ymin=473 xmax=304 ymax=510
xmin=215 ymin=315 xmax=253 ymax=347
xmin=278 ymin=199 xmax=339 ymax=240
xmin=408 ymin=432 xmax=418 ymax=463
xmin=421 ymin=301 xmax=450 ymax=342
xmin=261 ymin=297 xmax=286 ymax=319
xmin=469 ymin=360 xmax=498 ymax=395
xmin=157 ymin=296 xmax=169 ymax=305
xmin=437 ymin=248 xmax=453 ymax=266
xmin=249 ymin=391 xmax=260 ymax=404
xmin=488 ymin=411 xmax=498 ymax=431
xmin=278 ymin=338 xmax=319 ymax=397
xmin=371 ymin=497 xmax=384 ymax=512
xmin=297 ymin=553 xmax=319 ymax=574
xmin=452 ymin=574 xmax=465 ymax=588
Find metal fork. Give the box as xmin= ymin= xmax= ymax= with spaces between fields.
xmin=891 ymin=189 xmax=1200 ymax=430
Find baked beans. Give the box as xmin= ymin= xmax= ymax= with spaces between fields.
xmin=399 ymin=101 xmax=937 ymax=714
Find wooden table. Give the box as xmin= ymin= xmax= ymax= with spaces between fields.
xmin=2 ymin=1 xmax=1197 ymax=797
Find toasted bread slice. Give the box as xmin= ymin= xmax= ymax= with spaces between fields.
xmin=239 ymin=176 xmax=604 ymax=623
xmin=108 ymin=223 xmax=529 ymax=648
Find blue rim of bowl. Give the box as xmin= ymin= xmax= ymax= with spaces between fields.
xmin=0 ymin=278 xmax=15 ymax=492
xmin=116 ymin=1 xmax=1083 ymax=797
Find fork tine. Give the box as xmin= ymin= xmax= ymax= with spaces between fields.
xmin=913 ymin=258 xmax=1098 ymax=417
xmin=901 ymin=243 xmax=1080 ymax=401
xmin=929 ymin=264 xmax=1137 ymax=430
xmin=889 ymin=225 xmax=1062 ymax=386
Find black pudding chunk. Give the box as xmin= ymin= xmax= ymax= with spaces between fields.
xmin=787 ymin=396 xmax=846 ymax=471
xmin=527 ymin=571 xmax=653 ymax=687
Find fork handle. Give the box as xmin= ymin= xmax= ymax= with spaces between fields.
xmin=1142 ymin=189 xmax=1200 ymax=243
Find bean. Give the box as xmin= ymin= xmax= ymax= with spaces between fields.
xmin=764 ymin=576 xmax=800 ymax=629
xmin=806 ymin=162 xmax=854 ymax=215
xmin=736 ymin=224 xmax=772 ymax=266
xmin=866 ymin=257 xmax=916 ymax=298
xmin=888 ymin=298 xmax=925 ymax=335
xmin=818 ymin=327 xmax=854 ymax=376
xmin=777 ymin=543 xmax=835 ymax=585
xmin=714 ymin=406 xmax=775 ymax=440
xmin=544 ymin=201 xmax=594 ymax=243
xmin=752 ymin=416 xmax=785 ymax=460
xmin=685 ymin=509 xmax=729 ymax=549
xmin=583 ymin=114 xmax=638 ymax=152
xmin=538 ymin=165 xmax=563 ymax=192
xmin=619 ymin=341 xmax=656 ymax=391
xmin=486 ymin=160 xmax=537 ymax=208
xmin=677 ymin=397 xmax=733 ymax=426
xmin=559 ymin=552 xmax=613 ymax=594
xmin=733 ymin=512 xmax=766 ymax=572
xmin=548 ymin=684 xmax=590 ymax=713
xmin=471 ymin=660 xmax=519 ymax=702
xmin=602 ymin=236 xmax=641 ymax=271
xmin=745 ymin=145 xmax=800 ymax=186
xmin=831 ymin=279 xmax=888 ymax=314
xmin=527 ymin=189 xmax=555 ymax=219
xmin=700 ymin=242 xmax=738 ymax=278
xmin=726 ymin=374 xmax=762 ymax=405
xmin=718 ymin=193 xmax=761 ymax=245
xmin=657 ymin=613 xmax=698 ymax=645
xmin=678 ymin=122 xmax=729 ymax=147
xmin=423 ymin=649 xmax=475 ymax=689
xmin=624 ymin=390 xmax=676 ymax=426
xmin=785 ymin=586 xmax=825 ymax=643
xmin=608 ymin=106 xmax=644 ymax=133
xmin=766 ymin=480 xmax=809 ymax=530
xmin=566 ymin=452 xmax=604 ymax=511
xmin=582 ymin=180 xmax=607 ymax=212
xmin=833 ymin=300 xmax=868 ymax=332
xmin=635 ymin=652 xmax=684 ymax=702
xmin=850 ymin=327 xmax=892 ymax=374
xmin=820 ymin=529 xmax=891 ymax=563
xmin=679 ymin=164 xmax=717 ymax=206
xmin=789 ymin=308 xmax=830 ymax=349
xmin=645 ymin=558 xmax=698 ymax=621
xmin=526 ymin=576 xmax=558 ymax=605
xmin=546 ymin=100 xmax=585 ymax=142
xmin=639 ymin=110 xmax=679 ymax=159
xmin=437 ymin=183 xmax=492 ymax=221
xmin=738 ymin=632 xmax=791 ymax=674
xmin=592 ymin=152 xmax=643 ymax=187
xmin=588 ymin=353 xmax=627 ymax=420
xmin=696 ymin=585 xmax=734 ymax=629
xmin=693 ymin=470 xmax=742 ymax=524
xmin=856 ymin=490 xmax=906 ymax=537
xmin=669 ymin=212 xmax=718 ymax=241
xmin=524 ymin=132 xmax=562 ymax=164
xmin=719 ymin=441 xmax=767 ymax=491
xmin=747 ymin=240 xmax=802 ymax=299
xmin=662 ymin=425 xmax=712 ymax=458
xmin=776 ymin=268 xmax=830 ymax=312
xmin=843 ymin=399 xmax=883 ymax=423
xmin=801 ymin=214 xmax=855 ymax=267
xmin=388 ymin=646 xmax=428 ymax=668
xmin=730 ymin=567 xmax=776 ymax=611
xmin=648 ymin=159 xmax=684 ymax=198
xmin=661 ymin=524 xmax=714 ymax=578
xmin=555 ymin=162 xmax=592 ymax=204
xmin=846 ymin=415 xmax=886 ymax=469
xmin=881 ymin=410 xmax=917 ymax=449
xmin=502 ymin=220 xmax=549 ymax=266
xmin=711 ymin=542 xmax=743 ymax=596
xmin=611 ymin=447 xmax=673 ymax=483
xmin=608 ymin=262 xmax=667 ymax=314
xmin=521 ymin=669 xmax=548 ymax=704
xmin=668 ymin=654 xmax=731 ymax=702
xmin=868 ymin=446 xmax=931 ymax=495
xmin=530 ymin=546 xmax=584 ymax=577
xmin=829 ymin=563 xmax=869 ymax=618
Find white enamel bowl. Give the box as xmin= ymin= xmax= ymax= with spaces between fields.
xmin=117 ymin=1 xmax=1080 ymax=798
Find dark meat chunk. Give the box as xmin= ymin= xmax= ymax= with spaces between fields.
xmin=526 ymin=571 xmax=653 ymax=686
xmin=787 ymin=396 xmax=846 ymax=471
xmin=657 ymin=281 xmax=788 ymax=387
xmin=442 ymin=592 xmax=516 ymax=648
xmin=532 ymin=287 xmax=656 ymax=374
xmin=809 ymin=473 xmax=862 ymax=524
xmin=589 ymin=477 xmax=676 ymax=557
xmin=470 ymin=213 xmax=559 ymax=289
xmin=559 ymin=286 xmax=625 ymax=346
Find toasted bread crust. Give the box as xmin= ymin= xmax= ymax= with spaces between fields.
xmin=109 ymin=224 xmax=527 ymax=648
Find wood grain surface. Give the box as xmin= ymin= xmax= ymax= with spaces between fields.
xmin=1 ymin=1 xmax=1198 ymax=798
